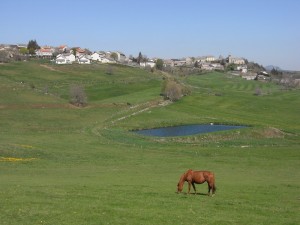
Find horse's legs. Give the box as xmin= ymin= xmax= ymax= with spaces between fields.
xmin=187 ymin=181 xmax=191 ymax=194
xmin=207 ymin=183 xmax=211 ymax=196
xmin=192 ymin=183 xmax=197 ymax=194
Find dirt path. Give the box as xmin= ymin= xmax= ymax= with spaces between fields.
xmin=110 ymin=99 xmax=171 ymax=124
xmin=40 ymin=64 xmax=59 ymax=72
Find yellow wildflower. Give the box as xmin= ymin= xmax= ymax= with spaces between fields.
xmin=0 ymin=157 xmax=37 ymax=162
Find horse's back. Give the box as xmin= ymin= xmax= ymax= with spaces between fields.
xmin=192 ymin=170 xmax=215 ymax=183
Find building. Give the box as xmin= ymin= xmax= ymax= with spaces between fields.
xmin=227 ymin=55 xmax=245 ymax=65
xmin=115 ymin=51 xmax=126 ymax=62
xmin=197 ymin=55 xmax=215 ymax=63
xmin=140 ymin=60 xmax=156 ymax=68
xmin=58 ymin=45 xmax=68 ymax=53
xmin=55 ymin=53 xmax=76 ymax=64
xmin=35 ymin=46 xmax=54 ymax=58
xmin=77 ymin=55 xmax=91 ymax=64
xmin=91 ymin=52 xmax=101 ymax=61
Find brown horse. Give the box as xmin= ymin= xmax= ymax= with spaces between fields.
xmin=177 ymin=169 xmax=216 ymax=196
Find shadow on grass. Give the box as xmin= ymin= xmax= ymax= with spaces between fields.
xmin=176 ymin=192 xmax=210 ymax=196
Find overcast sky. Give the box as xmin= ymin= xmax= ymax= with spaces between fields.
xmin=1 ymin=0 xmax=299 ymax=70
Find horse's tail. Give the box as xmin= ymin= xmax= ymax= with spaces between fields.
xmin=211 ymin=173 xmax=216 ymax=194
xmin=212 ymin=183 xmax=217 ymax=194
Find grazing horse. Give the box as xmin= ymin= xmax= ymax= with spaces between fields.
xmin=177 ymin=169 xmax=216 ymax=196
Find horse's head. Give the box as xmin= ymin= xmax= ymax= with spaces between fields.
xmin=177 ymin=182 xmax=183 ymax=193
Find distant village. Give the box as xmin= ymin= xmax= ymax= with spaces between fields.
xmin=1 ymin=43 xmax=269 ymax=81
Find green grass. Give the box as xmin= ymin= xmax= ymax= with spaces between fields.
xmin=0 ymin=61 xmax=299 ymax=225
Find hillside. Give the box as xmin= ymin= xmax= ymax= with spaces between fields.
xmin=0 ymin=61 xmax=299 ymax=225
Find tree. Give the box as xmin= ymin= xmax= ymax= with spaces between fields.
xmin=226 ymin=63 xmax=235 ymax=71
xmin=106 ymin=65 xmax=114 ymax=75
xmin=69 ymin=84 xmax=87 ymax=107
xmin=137 ymin=52 xmax=143 ymax=64
xmin=19 ymin=47 xmax=29 ymax=55
xmin=111 ymin=52 xmax=118 ymax=61
xmin=156 ymin=59 xmax=164 ymax=70
xmin=270 ymin=68 xmax=282 ymax=76
xmin=71 ymin=48 xmax=77 ymax=56
xmin=0 ymin=51 xmax=10 ymax=63
xmin=142 ymin=55 xmax=148 ymax=66
xmin=161 ymin=79 xmax=183 ymax=102
xmin=27 ymin=39 xmax=40 ymax=55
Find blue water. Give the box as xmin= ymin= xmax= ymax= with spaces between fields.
xmin=134 ymin=124 xmax=246 ymax=137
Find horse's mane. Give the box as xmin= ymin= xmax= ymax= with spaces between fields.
xmin=178 ymin=169 xmax=193 ymax=184
xmin=178 ymin=173 xmax=186 ymax=184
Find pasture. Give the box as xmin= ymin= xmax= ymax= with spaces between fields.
xmin=0 ymin=61 xmax=299 ymax=225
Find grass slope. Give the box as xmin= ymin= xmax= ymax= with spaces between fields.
xmin=0 ymin=61 xmax=299 ymax=225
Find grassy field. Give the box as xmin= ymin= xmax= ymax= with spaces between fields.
xmin=0 ymin=61 xmax=299 ymax=225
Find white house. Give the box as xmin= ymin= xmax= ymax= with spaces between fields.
xmin=197 ymin=55 xmax=215 ymax=63
xmin=163 ymin=59 xmax=174 ymax=67
xmin=200 ymin=63 xmax=214 ymax=70
xmin=227 ymin=55 xmax=245 ymax=65
xmin=237 ymin=65 xmax=248 ymax=73
xmin=77 ymin=55 xmax=91 ymax=64
xmin=173 ymin=59 xmax=186 ymax=67
xmin=75 ymin=48 xmax=86 ymax=57
xmin=91 ymin=52 xmax=101 ymax=61
xmin=57 ymin=45 xmax=68 ymax=53
xmin=205 ymin=55 xmax=215 ymax=62
xmin=55 ymin=53 xmax=76 ymax=64
xmin=36 ymin=46 xmax=54 ymax=57
xmin=115 ymin=51 xmax=126 ymax=62
xmin=90 ymin=52 xmax=115 ymax=63
xmin=101 ymin=58 xmax=115 ymax=64
xmin=140 ymin=60 xmax=156 ymax=68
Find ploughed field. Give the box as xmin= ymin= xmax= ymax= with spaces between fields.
xmin=0 ymin=61 xmax=299 ymax=225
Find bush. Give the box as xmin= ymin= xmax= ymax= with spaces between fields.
xmin=161 ymin=79 xmax=183 ymax=102
xmin=69 ymin=84 xmax=87 ymax=107
xmin=106 ymin=65 xmax=114 ymax=75
xmin=254 ymin=87 xmax=263 ymax=96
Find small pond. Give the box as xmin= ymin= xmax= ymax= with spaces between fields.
xmin=134 ymin=124 xmax=246 ymax=137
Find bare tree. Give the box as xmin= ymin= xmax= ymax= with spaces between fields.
xmin=106 ymin=65 xmax=114 ymax=75
xmin=69 ymin=84 xmax=87 ymax=107
xmin=161 ymin=79 xmax=183 ymax=102
xmin=280 ymin=74 xmax=298 ymax=89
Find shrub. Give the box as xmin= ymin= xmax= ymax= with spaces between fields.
xmin=106 ymin=65 xmax=114 ymax=75
xmin=254 ymin=87 xmax=263 ymax=96
xmin=161 ymin=79 xmax=183 ymax=102
xmin=69 ymin=84 xmax=87 ymax=107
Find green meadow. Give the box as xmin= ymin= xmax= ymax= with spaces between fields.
xmin=0 ymin=61 xmax=299 ymax=225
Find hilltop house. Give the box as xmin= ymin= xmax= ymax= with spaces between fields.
xmin=140 ymin=59 xmax=156 ymax=68
xmin=91 ymin=52 xmax=101 ymax=61
xmin=75 ymin=48 xmax=86 ymax=57
xmin=237 ymin=65 xmax=248 ymax=73
xmin=77 ymin=55 xmax=91 ymax=64
xmin=172 ymin=59 xmax=186 ymax=67
xmin=35 ymin=46 xmax=54 ymax=58
xmin=115 ymin=51 xmax=126 ymax=62
xmin=227 ymin=55 xmax=245 ymax=65
xmin=91 ymin=52 xmax=115 ymax=63
xmin=197 ymin=55 xmax=215 ymax=63
xmin=163 ymin=59 xmax=175 ymax=67
xmin=58 ymin=45 xmax=68 ymax=53
xmin=55 ymin=53 xmax=75 ymax=64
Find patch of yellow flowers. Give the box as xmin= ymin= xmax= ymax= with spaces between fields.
xmin=11 ymin=144 xmax=34 ymax=149
xmin=0 ymin=157 xmax=37 ymax=162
